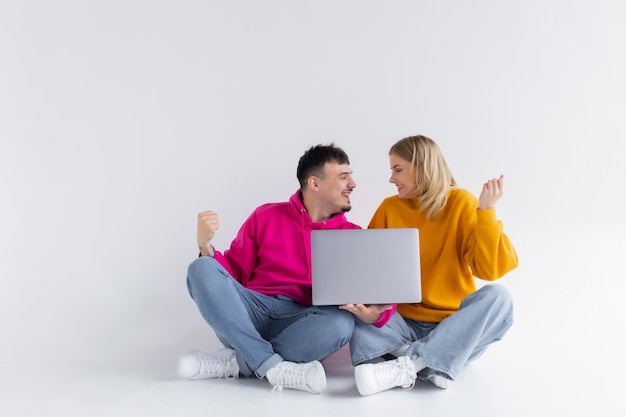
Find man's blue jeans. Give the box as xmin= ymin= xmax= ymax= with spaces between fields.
xmin=186 ymin=257 xmax=354 ymax=378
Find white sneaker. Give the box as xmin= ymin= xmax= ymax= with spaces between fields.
xmin=354 ymin=356 xmax=417 ymax=396
xmin=265 ymin=360 xmax=327 ymax=394
xmin=422 ymin=373 xmax=450 ymax=389
xmin=177 ymin=349 xmax=239 ymax=380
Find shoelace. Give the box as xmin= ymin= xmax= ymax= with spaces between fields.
xmin=199 ymin=357 xmax=237 ymax=380
xmin=379 ymin=362 xmax=416 ymax=390
xmin=270 ymin=364 xmax=308 ymax=393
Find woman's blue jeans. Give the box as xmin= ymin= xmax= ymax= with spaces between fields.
xmin=186 ymin=257 xmax=354 ymax=378
xmin=349 ymin=284 xmax=514 ymax=380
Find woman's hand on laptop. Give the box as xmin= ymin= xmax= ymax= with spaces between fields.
xmin=339 ymin=304 xmax=393 ymax=324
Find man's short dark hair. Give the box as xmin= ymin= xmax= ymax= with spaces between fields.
xmin=297 ymin=143 xmax=350 ymax=189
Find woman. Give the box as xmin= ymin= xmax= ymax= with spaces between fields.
xmin=342 ymin=135 xmax=518 ymax=395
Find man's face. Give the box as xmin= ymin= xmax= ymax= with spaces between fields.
xmin=318 ymin=162 xmax=357 ymax=213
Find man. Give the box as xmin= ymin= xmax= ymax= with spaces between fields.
xmin=177 ymin=143 xmax=363 ymax=393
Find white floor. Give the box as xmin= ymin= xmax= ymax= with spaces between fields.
xmin=2 ymin=224 xmax=624 ymax=416
xmin=2 ymin=338 xmax=621 ymax=417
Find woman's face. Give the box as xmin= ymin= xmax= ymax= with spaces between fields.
xmin=389 ymin=153 xmax=417 ymax=199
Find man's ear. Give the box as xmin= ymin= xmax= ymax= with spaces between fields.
xmin=307 ymin=176 xmax=320 ymax=191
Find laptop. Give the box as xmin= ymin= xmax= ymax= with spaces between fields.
xmin=311 ymin=228 xmax=421 ymax=305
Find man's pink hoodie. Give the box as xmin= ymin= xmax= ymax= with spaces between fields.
xmin=212 ymin=190 xmax=395 ymax=327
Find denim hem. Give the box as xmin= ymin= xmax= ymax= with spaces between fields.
xmin=408 ymin=354 xmax=456 ymax=379
xmin=253 ymin=353 xmax=283 ymax=379
xmin=351 ymin=343 xmax=407 ymax=366
xmin=417 ymin=368 xmax=454 ymax=382
xmin=407 ymin=342 xmax=456 ymax=379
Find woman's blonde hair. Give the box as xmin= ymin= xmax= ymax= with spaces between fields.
xmin=390 ymin=135 xmax=456 ymax=219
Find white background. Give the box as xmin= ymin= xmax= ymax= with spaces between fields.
xmin=1 ymin=1 xmax=625 ymax=415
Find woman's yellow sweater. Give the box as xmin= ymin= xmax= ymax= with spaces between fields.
xmin=368 ymin=188 xmax=518 ymax=323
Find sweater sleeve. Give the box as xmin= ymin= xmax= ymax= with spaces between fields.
xmin=465 ymin=208 xmax=519 ymax=280
xmin=372 ymin=304 xmax=397 ymax=327
xmin=220 ymin=210 xmax=260 ymax=285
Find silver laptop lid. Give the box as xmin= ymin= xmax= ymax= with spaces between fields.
xmin=311 ymin=228 xmax=421 ymax=305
